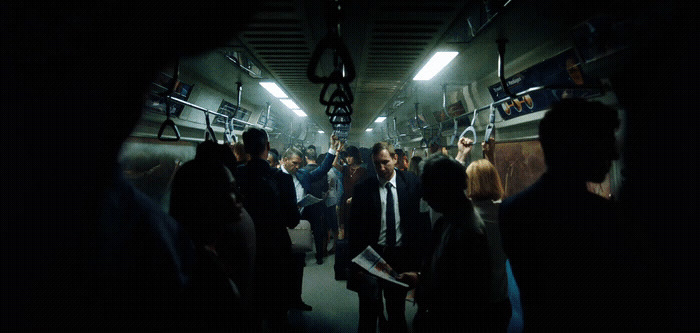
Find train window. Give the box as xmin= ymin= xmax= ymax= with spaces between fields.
xmin=216 ymin=100 xmax=252 ymax=131
xmin=143 ymin=72 xmax=193 ymax=118
xmin=144 ymin=72 xmax=193 ymax=117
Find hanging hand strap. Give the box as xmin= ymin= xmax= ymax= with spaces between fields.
xmin=483 ymin=103 xmax=496 ymax=142
xmin=204 ymin=112 xmax=217 ymax=142
xmin=448 ymin=118 xmax=459 ymax=146
xmin=460 ymin=107 xmax=478 ymax=143
xmin=159 ymin=58 xmax=181 ymax=141
xmin=320 ymin=78 xmax=354 ymax=106
xmin=223 ymin=118 xmax=233 ymax=144
xmin=158 ymin=117 xmax=181 ymax=141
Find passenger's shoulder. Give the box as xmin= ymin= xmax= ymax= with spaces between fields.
xmin=398 ymin=169 xmax=418 ymax=179
xmin=355 ymin=174 xmax=377 ymax=188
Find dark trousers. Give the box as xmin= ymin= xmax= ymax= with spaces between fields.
xmin=291 ymin=251 xmax=306 ymax=302
xmin=303 ymin=203 xmax=327 ymax=260
xmin=488 ymin=299 xmax=512 ymax=332
xmin=357 ymin=275 xmax=408 ymax=333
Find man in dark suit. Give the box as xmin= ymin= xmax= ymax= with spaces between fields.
xmin=280 ymin=136 xmax=339 ymax=310
xmin=235 ymin=127 xmax=300 ymax=330
xmin=347 ymin=141 xmax=430 ymax=333
xmin=301 ymin=146 xmax=331 ymax=265
xmin=499 ymin=99 xmax=627 ymax=331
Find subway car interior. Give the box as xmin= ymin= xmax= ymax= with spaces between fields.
xmin=3 ymin=0 xmax=696 ymax=331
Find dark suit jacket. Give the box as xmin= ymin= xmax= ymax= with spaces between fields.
xmin=295 ymin=151 xmax=335 ymax=193
xmin=414 ymin=209 xmax=490 ymax=332
xmin=234 ymin=158 xmax=300 ymax=309
xmin=346 ymin=170 xmax=430 ymax=291
xmin=235 ymin=158 xmax=300 ymax=246
xmin=499 ymin=172 xmax=624 ymax=330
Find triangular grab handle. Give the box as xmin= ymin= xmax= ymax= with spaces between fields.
xmin=158 ymin=119 xmax=181 ymax=141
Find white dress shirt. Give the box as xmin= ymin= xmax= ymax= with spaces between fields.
xmin=377 ymin=172 xmax=402 ymax=246
xmin=282 ymin=164 xmax=304 ymax=213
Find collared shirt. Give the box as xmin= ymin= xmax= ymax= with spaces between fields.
xmin=282 ymin=164 xmax=305 ymax=213
xmin=377 ymin=171 xmax=402 ymax=246
xmin=282 ymin=147 xmax=337 ymax=213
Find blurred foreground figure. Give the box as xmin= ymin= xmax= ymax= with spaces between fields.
xmin=499 ymin=99 xmax=626 ymax=331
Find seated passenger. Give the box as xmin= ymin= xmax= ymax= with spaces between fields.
xmin=169 ymin=158 xmax=246 ymax=331
xmin=399 ymin=154 xmax=490 ymax=332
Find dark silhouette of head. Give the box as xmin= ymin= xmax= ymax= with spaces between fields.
xmin=395 ymin=148 xmax=408 ymax=170
xmin=170 ymin=159 xmax=242 ymax=247
xmin=345 ymin=145 xmax=362 ymax=165
xmin=241 ymin=127 xmax=270 ymax=159
xmin=267 ymin=149 xmax=280 ymax=167
xmin=195 ymin=140 xmax=237 ymax=173
xmin=539 ymin=98 xmax=619 ymax=183
xmin=421 ymin=154 xmax=468 ymax=214
xmin=305 ymin=146 xmax=318 ymax=163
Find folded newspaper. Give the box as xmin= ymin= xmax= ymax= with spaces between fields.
xmin=351 ymin=245 xmax=409 ymax=288
xmin=297 ymin=193 xmax=323 ymax=207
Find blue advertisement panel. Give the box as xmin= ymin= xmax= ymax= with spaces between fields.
xmin=488 ymin=48 xmax=599 ymax=120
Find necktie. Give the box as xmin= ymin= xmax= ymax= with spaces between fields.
xmin=385 ymin=182 xmax=396 ymax=247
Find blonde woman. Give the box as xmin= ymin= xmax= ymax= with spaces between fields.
xmin=466 ymin=159 xmax=512 ymax=332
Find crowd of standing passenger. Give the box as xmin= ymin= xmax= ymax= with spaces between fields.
xmin=158 ymin=98 xmax=626 ymax=332
xmin=5 ymin=2 xmax=688 ymax=331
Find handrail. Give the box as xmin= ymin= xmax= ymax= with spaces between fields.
xmin=396 ymin=84 xmax=607 ymax=147
xmin=448 ymin=84 xmax=608 ymax=123
xmin=164 ymin=95 xmax=267 ymax=142
xmin=166 ymin=96 xmax=227 ymax=118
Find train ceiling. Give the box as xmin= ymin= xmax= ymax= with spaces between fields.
xmin=181 ymin=0 xmax=616 ymax=139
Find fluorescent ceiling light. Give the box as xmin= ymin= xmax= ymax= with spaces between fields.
xmin=280 ymin=99 xmax=300 ymax=109
xmin=317 ymin=130 xmax=324 ymax=134
xmin=365 ymin=128 xmax=373 ymax=132
xmin=292 ymin=109 xmax=307 ymax=117
xmin=259 ymin=82 xmax=288 ymax=98
xmin=375 ymin=116 xmax=387 ymax=123
xmin=413 ymin=51 xmax=459 ymax=81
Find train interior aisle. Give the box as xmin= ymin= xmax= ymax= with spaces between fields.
xmin=3 ymin=1 xmax=697 ymax=330
xmin=290 ymin=249 xmax=523 ymax=332
xmin=289 ymin=249 xmax=416 ymax=333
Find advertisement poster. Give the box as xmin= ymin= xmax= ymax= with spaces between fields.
xmin=494 ymin=140 xmax=612 ymax=199
xmin=488 ymin=48 xmax=600 ymax=120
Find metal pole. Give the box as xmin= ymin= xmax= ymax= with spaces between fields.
xmin=166 ymin=96 xmax=229 ymax=119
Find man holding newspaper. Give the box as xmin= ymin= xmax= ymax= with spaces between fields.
xmin=346 ymin=142 xmax=430 ymax=333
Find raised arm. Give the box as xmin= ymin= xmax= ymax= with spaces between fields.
xmin=307 ymin=135 xmax=340 ymax=181
xmin=454 ymin=137 xmax=474 ymax=165
xmin=333 ymin=142 xmax=345 ymax=171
